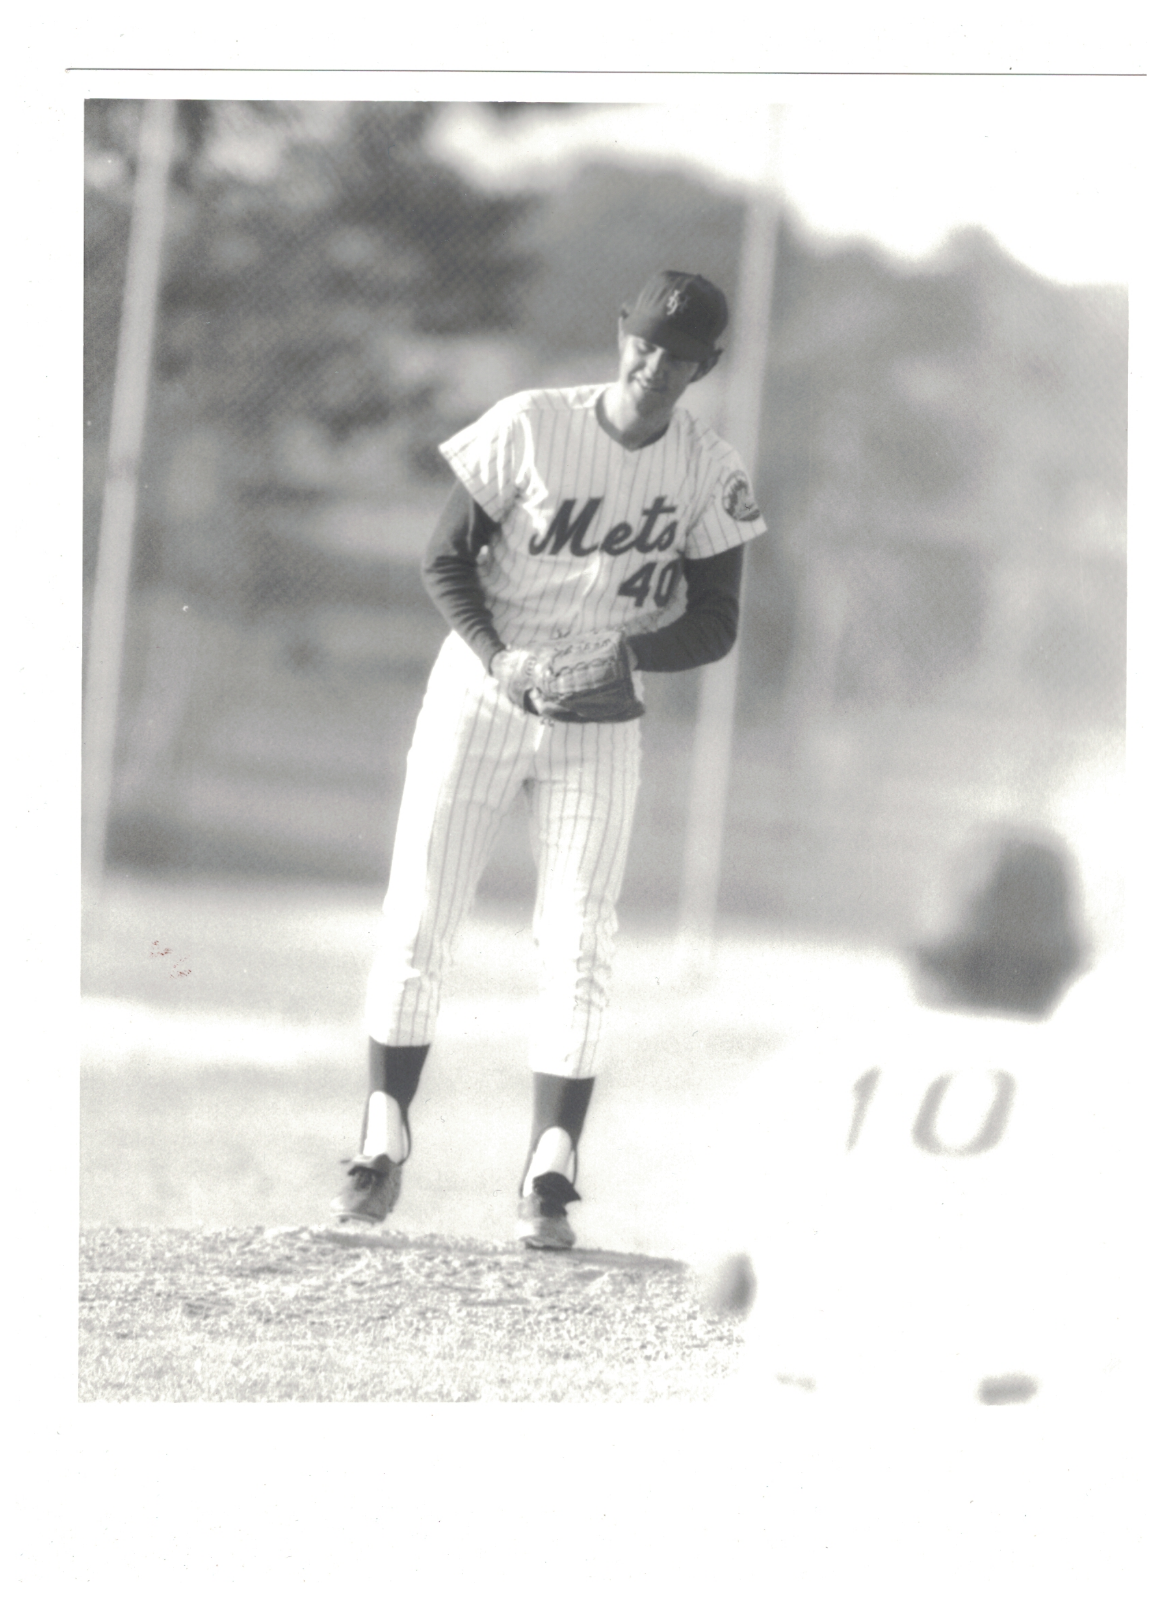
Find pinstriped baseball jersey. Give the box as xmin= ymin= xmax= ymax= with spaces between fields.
xmin=438 ymin=385 xmax=767 ymax=651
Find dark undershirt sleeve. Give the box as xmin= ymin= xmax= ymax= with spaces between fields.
xmin=420 ymin=481 xmax=507 ymax=669
xmin=626 ymin=545 xmax=744 ymax=672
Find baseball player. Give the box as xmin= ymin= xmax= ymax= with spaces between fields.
xmin=331 ymin=269 xmax=767 ymax=1247
xmin=702 ymin=828 xmax=1137 ymax=1413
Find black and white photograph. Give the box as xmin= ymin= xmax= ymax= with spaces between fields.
xmin=15 ymin=32 xmax=1155 ymax=1596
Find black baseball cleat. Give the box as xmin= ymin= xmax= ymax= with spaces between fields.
xmin=330 ymin=1153 xmax=402 ymax=1224
xmin=516 ymin=1171 xmax=581 ymax=1250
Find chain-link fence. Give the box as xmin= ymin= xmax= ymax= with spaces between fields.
xmin=84 ymin=100 xmax=1127 ymax=945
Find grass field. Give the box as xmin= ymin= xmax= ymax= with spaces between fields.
xmin=81 ymin=873 xmax=905 ymax=1254
xmin=80 ymin=872 xmax=905 ymax=1403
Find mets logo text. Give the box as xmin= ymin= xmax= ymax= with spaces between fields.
xmin=528 ymin=495 xmax=679 ymax=558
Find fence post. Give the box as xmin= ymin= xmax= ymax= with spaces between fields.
xmin=675 ymin=109 xmax=783 ymax=976
xmin=82 ymin=100 xmax=176 ymax=903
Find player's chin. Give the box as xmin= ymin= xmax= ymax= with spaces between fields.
xmin=631 ymin=382 xmax=674 ymax=414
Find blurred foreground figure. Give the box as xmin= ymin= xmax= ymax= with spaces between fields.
xmin=708 ymin=826 xmax=1140 ymax=1417
xmin=911 ymin=831 xmax=1087 ymax=1019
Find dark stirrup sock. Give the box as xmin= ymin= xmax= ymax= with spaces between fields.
xmin=520 ymin=1073 xmax=595 ymax=1193
xmin=368 ymin=1042 xmax=429 ymax=1107
xmin=361 ymin=1042 xmax=430 ymax=1154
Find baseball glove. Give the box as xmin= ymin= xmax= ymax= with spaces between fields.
xmin=528 ymin=629 xmax=645 ymax=724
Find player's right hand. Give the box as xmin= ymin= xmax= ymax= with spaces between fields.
xmin=490 ymin=647 xmax=545 ymax=712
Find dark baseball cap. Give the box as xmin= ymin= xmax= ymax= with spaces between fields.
xmin=621 ymin=270 xmax=729 ymax=363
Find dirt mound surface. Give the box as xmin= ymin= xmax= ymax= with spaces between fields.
xmin=80 ymin=1226 xmax=745 ymax=1401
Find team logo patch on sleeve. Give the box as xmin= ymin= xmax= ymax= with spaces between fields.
xmin=722 ymin=470 xmax=761 ymax=522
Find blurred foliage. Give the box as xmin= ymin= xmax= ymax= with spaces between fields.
xmin=85 ymin=100 xmax=540 ymax=573
xmin=512 ymin=162 xmax=748 ymax=352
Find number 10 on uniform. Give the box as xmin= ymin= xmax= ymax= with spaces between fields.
xmin=847 ymin=1067 xmax=1017 ymax=1157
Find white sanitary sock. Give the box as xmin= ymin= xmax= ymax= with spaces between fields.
xmin=362 ymin=1091 xmax=409 ymax=1163
xmin=523 ymin=1127 xmax=574 ymax=1195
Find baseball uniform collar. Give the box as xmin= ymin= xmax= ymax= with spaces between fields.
xmin=594 ymin=386 xmax=673 ymax=453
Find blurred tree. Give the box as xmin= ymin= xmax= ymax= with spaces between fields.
xmin=515 ymin=160 xmax=746 ymax=355
xmin=84 ymin=100 xmax=544 ymax=609
xmin=152 ymin=102 xmax=537 ymax=440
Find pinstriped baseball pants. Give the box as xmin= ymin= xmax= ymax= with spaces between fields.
xmin=365 ymin=632 xmax=642 ymax=1079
